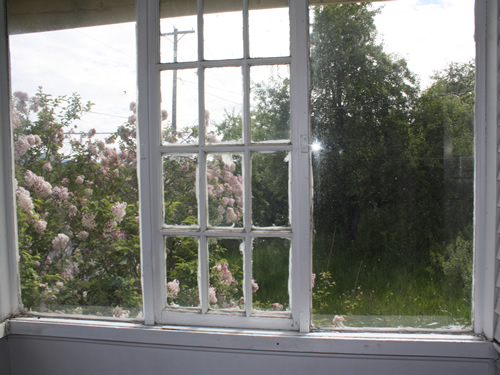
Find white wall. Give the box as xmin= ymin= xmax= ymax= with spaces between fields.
xmin=0 ymin=338 xmax=10 ymax=375
xmin=6 ymin=334 xmax=496 ymax=375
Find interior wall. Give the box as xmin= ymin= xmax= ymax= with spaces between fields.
xmin=0 ymin=338 xmax=11 ymax=375
xmin=6 ymin=335 xmax=496 ymax=375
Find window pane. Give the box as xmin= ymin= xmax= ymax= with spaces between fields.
xmin=310 ymin=1 xmax=474 ymax=329
xmin=208 ymin=238 xmax=244 ymax=311
xmin=250 ymin=65 xmax=290 ymax=142
xmin=161 ymin=69 xmax=199 ymax=144
xmin=249 ymin=7 xmax=290 ymax=58
xmin=160 ymin=4 xmax=198 ymax=64
xmin=10 ymin=21 xmax=141 ymax=318
xmin=252 ymin=151 xmax=290 ymax=227
xmin=252 ymin=238 xmax=290 ymax=312
xmin=207 ymin=153 xmax=243 ymax=228
xmin=205 ymin=67 xmax=243 ymax=144
xmin=164 ymin=154 xmax=198 ymax=226
xmin=165 ymin=236 xmax=200 ymax=308
xmin=203 ymin=1 xmax=243 ymax=60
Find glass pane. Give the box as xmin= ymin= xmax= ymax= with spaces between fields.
xmin=164 ymin=154 xmax=198 ymax=226
xmin=207 ymin=153 xmax=243 ymax=228
xmin=10 ymin=21 xmax=141 ymax=318
xmin=250 ymin=65 xmax=290 ymax=142
xmin=208 ymin=238 xmax=244 ymax=311
xmin=310 ymin=1 xmax=474 ymax=329
xmin=204 ymin=1 xmax=243 ymax=60
xmin=161 ymin=69 xmax=199 ymax=144
xmin=252 ymin=238 xmax=290 ymax=312
xmin=249 ymin=7 xmax=290 ymax=58
xmin=252 ymin=151 xmax=290 ymax=227
xmin=165 ymin=237 xmax=200 ymax=308
xmin=205 ymin=67 xmax=243 ymax=144
xmin=160 ymin=1 xmax=198 ymax=63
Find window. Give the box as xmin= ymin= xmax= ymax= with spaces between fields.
xmin=4 ymin=0 xmax=487 ymax=336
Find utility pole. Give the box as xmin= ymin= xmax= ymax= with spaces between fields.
xmin=161 ymin=27 xmax=195 ymax=134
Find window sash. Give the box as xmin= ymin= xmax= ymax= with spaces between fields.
xmin=136 ymin=0 xmax=312 ymax=330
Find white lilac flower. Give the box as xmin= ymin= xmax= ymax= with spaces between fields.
xmin=77 ymin=231 xmax=89 ymax=241
xmin=34 ymin=219 xmax=47 ymax=234
xmin=52 ymin=186 xmax=69 ymax=201
xmin=111 ymin=202 xmax=127 ymax=223
xmin=52 ymin=233 xmax=70 ymax=252
xmin=167 ymin=279 xmax=180 ymax=298
xmin=82 ymin=212 xmax=97 ymax=229
xmin=16 ymin=186 xmax=34 ymax=213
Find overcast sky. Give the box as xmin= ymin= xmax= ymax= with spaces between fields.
xmin=8 ymin=0 xmax=474 ymax=137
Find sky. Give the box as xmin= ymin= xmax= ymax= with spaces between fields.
xmin=8 ymin=0 xmax=475 ymax=139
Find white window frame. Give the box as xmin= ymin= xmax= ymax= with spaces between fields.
xmin=0 ymin=0 xmax=498 ymax=364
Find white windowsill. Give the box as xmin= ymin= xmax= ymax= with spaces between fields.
xmin=5 ymin=317 xmax=497 ymax=360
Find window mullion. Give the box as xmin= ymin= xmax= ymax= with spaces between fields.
xmin=289 ymin=0 xmax=311 ymax=333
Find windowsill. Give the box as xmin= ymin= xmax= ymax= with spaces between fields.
xmin=5 ymin=316 xmax=497 ymax=360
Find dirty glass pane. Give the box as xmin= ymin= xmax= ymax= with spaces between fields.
xmin=252 ymin=151 xmax=290 ymax=227
xmin=250 ymin=65 xmax=290 ymax=142
xmin=161 ymin=69 xmax=199 ymax=144
xmin=249 ymin=7 xmax=290 ymax=58
xmin=205 ymin=67 xmax=243 ymax=144
xmin=9 ymin=14 xmax=141 ymax=318
xmin=159 ymin=0 xmax=197 ymax=64
xmin=164 ymin=154 xmax=198 ymax=226
xmin=208 ymin=238 xmax=244 ymax=311
xmin=310 ymin=0 xmax=474 ymax=329
xmin=207 ymin=153 xmax=243 ymax=228
xmin=165 ymin=236 xmax=200 ymax=308
xmin=204 ymin=0 xmax=243 ymax=60
xmin=252 ymin=238 xmax=290 ymax=312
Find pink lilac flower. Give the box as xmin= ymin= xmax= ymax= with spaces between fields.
xmin=45 ymin=255 xmax=52 ymax=265
xmin=16 ymin=186 xmax=34 ymax=213
xmin=82 ymin=212 xmax=97 ymax=229
xmin=332 ymin=315 xmax=345 ymax=327
xmin=52 ymin=186 xmax=70 ymax=201
xmin=43 ymin=162 xmax=52 ymax=172
xmin=167 ymin=279 xmax=180 ymax=298
xmin=209 ymin=286 xmax=217 ymax=304
xmin=251 ymin=279 xmax=259 ymax=293
xmin=61 ymin=178 xmax=70 ymax=186
xmin=68 ymin=204 xmax=78 ymax=218
xmin=34 ymin=220 xmax=47 ymax=234
xmin=75 ymin=175 xmax=85 ymax=185
xmin=25 ymin=170 xmax=52 ymax=198
xmin=312 ymin=273 xmax=316 ymax=288
xmin=52 ymin=233 xmax=70 ymax=252
xmin=226 ymin=207 xmax=238 ymax=223
xmin=14 ymin=136 xmax=31 ymax=160
xmin=111 ymin=202 xmax=127 ymax=223
xmin=84 ymin=188 xmax=93 ymax=196
xmin=270 ymin=303 xmax=284 ymax=311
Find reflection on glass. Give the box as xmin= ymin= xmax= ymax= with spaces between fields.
xmin=160 ymin=0 xmax=197 ymax=63
xmin=204 ymin=0 xmax=242 ymax=60
xmin=207 ymin=153 xmax=243 ymax=228
xmin=10 ymin=20 xmax=141 ymax=318
xmin=249 ymin=7 xmax=290 ymax=58
xmin=165 ymin=237 xmax=200 ymax=308
xmin=161 ymin=69 xmax=199 ymax=144
xmin=310 ymin=1 xmax=474 ymax=329
xmin=205 ymin=67 xmax=243 ymax=143
xmin=252 ymin=151 xmax=290 ymax=227
xmin=208 ymin=238 xmax=244 ymax=310
xmin=252 ymin=238 xmax=290 ymax=312
xmin=250 ymin=65 xmax=290 ymax=142
xmin=164 ymin=154 xmax=198 ymax=226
